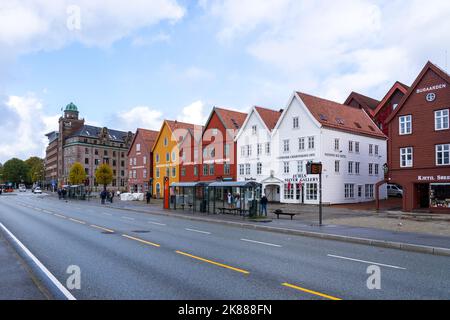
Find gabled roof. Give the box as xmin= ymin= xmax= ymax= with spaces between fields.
xmin=344 ymin=91 xmax=380 ymax=116
xmin=151 ymin=120 xmax=200 ymax=152
xmin=204 ymin=107 xmax=247 ymax=132
xmin=297 ymin=92 xmax=386 ymax=139
xmin=386 ymin=61 xmax=450 ymax=124
xmin=127 ymin=128 xmax=159 ymax=156
xmin=372 ymin=81 xmax=409 ymax=118
xmin=254 ymin=106 xmax=283 ymax=131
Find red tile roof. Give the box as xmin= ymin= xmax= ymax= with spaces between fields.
xmin=214 ymin=107 xmax=248 ymax=130
xmin=254 ymin=106 xmax=282 ymax=131
xmin=138 ymin=128 xmax=159 ymax=146
xmin=297 ymin=92 xmax=386 ymax=139
xmin=344 ymin=92 xmax=380 ymax=116
xmin=372 ymin=81 xmax=409 ymax=117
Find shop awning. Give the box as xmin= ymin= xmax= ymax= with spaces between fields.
xmin=170 ymin=182 xmax=210 ymax=188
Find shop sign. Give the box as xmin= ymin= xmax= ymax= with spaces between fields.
xmin=324 ymin=153 xmax=347 ymax=159
xmin=416 ymin=83 xmax=446 ymax=94
xmin=418 ymin=175 xmax=450 ymax=181
xmin=284 ymin=174 xmax=319 ymax=183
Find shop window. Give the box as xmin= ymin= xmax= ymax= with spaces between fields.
xmin=284 ymin=184 xmax=294 ymax=200
xmin=306 ymin=183 xmax=318 ymax=200
xmin=430 ymin=184 xmax=450 ymax=208
xmin=345 ymin=184 xmax=354 ymax=199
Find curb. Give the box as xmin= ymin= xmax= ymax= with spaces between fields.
xmin=105 ymin=205 xmax=450 ymax=257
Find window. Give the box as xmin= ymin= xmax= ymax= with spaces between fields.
xmin=133 ymin=170 xmax=136 ymax=179
xmin=129 ymin=158 xmax=132 ymax=165
xmin=225 ymin=144 xmax=230 ymax=157
xmin=393 ymin=103 xmax=398 ymax=110
xmin=212 ymin=128 xmax=218 ymax=135
xmin=297 ymin=161 xmax=303 ymax=173
xmin=345 ymin=184 xmax=355 ymax=199
xmin=181 ymin=168 xmax=186 ymax=177
xmin=156 ymin=154 xmax=160 ymax=163
xmin=136 ymin=144 xmax=141 ymax=152
xmin=241 ymin=146 xmax=246 ymax=157
xmin=283 ymin=162 xmax=290 ymax=174
xmin=355 ymin=162 xmax=360 ymax=174
xmin=369 ymin=163 xmax=373 ymax=175
xmin=257 ymin=144 xmax=262 ymax=156
xmin=266 ymin=142 xmax=271 ymax=155
xmin=399 ymin=115 xmax=412 ymax=135
xmin=166 ymin=152 xmax=170 ymax=162
xmin=355 ymin=142 xmax=360 ymax=153
xmin=252 ymin=125 xmax=257 ymax=135
xmin=239 ymin=164 xmax=244 ymax=175
xmin=400 ymin=147 xmax=413 ymax=167
xmin=375 ymin=164 xmax=379 ymax=175
xmin=203 ymin=164 xmax=208 ymax=175
xmin=172 ymin=167 xmax=176 ymax=177
xmin=335 ymin=160 xmax=340 ymax=173
xmin=308 ymin=136 xmax=315 ymax=149
xmin=306 ymin=183 xmax=318 ymax=200
xmin=194 ymin=166 xmax=198 ymax=176
xmin=299 ymin=137 xmax=305 ymax=151
xmin=166 ymin=168 xmax=170 ymax=177
xmin=164 ymin=137 xmax=168 ymax=146
xmin=143 ymin=156 xmax=147 ymax=165
xmin=85 ymin=158 xmax=89 ymax=164
xmin=247 ymin=145 xmax=252 ymax=157
xmin=284 ymin=184 xmax=294 ymax=200
xmin=436 ymin=144 xmax=450 ymax=165
xmin=348 ymin=141 xmax=353 ymax=152
xmin=435 ymin=109 xmax=449 ymax=130
xmin=348 ymin=161 xmax=353 ymax=174
xmin=224 ymin=162 xmax=231 ymax=175
xmin=375 ymin=145 xmax=379 ymax=155
xmin=143 ymin=169 xmax=147 ymax=179
xmin=334 ymin=139 xmax=340 ymax=151
xmin=357 ymin=185 xmax=362 ymax=197
xmin=369 ymin=144 xmax=373 ymax=155
xmin=283 ymin=139 xmax=290 ymax=153
xmin=172 ymin=151 xmax=176 ymax=162
xmin=257 ymin=162 xmax=262 ymax=175
xmin=365 ymin=184 xmax=374 ymax=198
xmin=113 ymin=160 xmax=116 ymax=166
xmin=293 ymin=117 xmax=299 ymax=129
xmin=245 ymin=164 xmax=251 ymax=175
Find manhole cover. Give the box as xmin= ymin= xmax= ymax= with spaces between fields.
xmin=132 ymin=230 xmax=150 ymax=233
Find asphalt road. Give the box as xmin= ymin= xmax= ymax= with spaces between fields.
xmin=1 ymin=192 xmax=449 ymax=300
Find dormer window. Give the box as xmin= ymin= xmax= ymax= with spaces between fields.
xmin=252 ymin=125 xmax=257 ymax=135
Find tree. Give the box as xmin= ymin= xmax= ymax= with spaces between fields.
xmin=2 ymin=158 xmax=29 ymax=185
xmin=25 ymin=157 xmax=44 ymax=184
xmin=68 ymin=162 xmax=86 ymax=185
xmin=95 ymin=163 xmax=113 ymax=191
xmin=0 ymin=163 xmax=3 ymax=183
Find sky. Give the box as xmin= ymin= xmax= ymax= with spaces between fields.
xmin=0 ymin=0 xmax=450 ymax=163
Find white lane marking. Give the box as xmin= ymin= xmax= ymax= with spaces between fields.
xmin=185 ymin=228 xmax=211 ymax=235
xmin=327 ymin=254 xmax=406 ymax=270
xmin=100 ymin=212 xmax=112 ymax=216
xmin=147 ymin=221 xmax=166 ymax=226
xmin=0 ymin=222 xmax=76 ymax=300
xmin=121 ymin=216 xmax=135 ymax=221
xmin=240 ymin=238 xmax=282 ymax=247
xmin=43 ymin=210 xmax=53 ymax=214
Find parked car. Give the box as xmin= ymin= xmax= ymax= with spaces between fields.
xmin=19 ymin=184 xmax=26 ymax=192
xmin=33 ymin=187 xmax=42 ymax=194
xmin=387 ymin=184 xmax=403 ymax=197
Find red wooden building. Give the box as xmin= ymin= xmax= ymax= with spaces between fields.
xmin=127 ymin=128 xmax=158 ymax=193
xmin=386 ymin=61 xmax=450 ymax=213
xmin=178 ymin=125 xmax=203 ymax=183
xmin=199 ymin=107 xmax=247 ymax=182
xmin=344 ymin=91 xmax=380 ymax=116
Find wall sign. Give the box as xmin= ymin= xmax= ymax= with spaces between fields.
xmin=416 ymin=83 xmax=446 ymax=94
xmin=426 ymin=92 xmax=436 ymax=102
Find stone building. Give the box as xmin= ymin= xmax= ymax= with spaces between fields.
xmin=45 ymin=103 xmax=133 ymax=191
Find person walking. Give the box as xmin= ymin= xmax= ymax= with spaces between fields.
xmin=57 ymin=188 xmax=62 ymax=200
xmin=146 ymin=190 xmax=151 ymax=204
xmin=100 ymin=190 xmax=107 ymax=205
xmin=62 ymin=188 xmax=67 ymax=200
xmin=110 ymin=191 xmax=114 ymax=203
xmin=260 ymin=194 xmax=268 ymax=216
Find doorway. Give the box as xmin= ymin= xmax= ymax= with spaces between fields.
xmin=265 ymin=185 xmax=280 ymax=202
xmin=416 ymin=183 xmax=430 ymax=209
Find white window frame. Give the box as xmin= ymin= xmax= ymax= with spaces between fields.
xmin=283 ymin=161 xmax=290 ymax=174
xmin=293 ymin=117 xmax=299 ymax=129
xmin=299 ymin=137 xmax=305 ymax=151
xmin=399 ymin=115 xmax=412 ymax=135
xmin=257 ymin=162 xmax=262 ymax=175
xmin=435 ymin=109 xmax=449 ymax=131
xmin=436 ymin=144 xmax=450 ymax=166
xmin=400 ymin=147 xmax=413 ymax=168
xmin=283 ymin=139 xmax=290 ymax=153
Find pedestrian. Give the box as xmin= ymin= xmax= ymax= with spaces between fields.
xmin=62 ymin=188 xmax=67 ymax=200
xmin=227 ymin=192 xmax=233 ymax=208
xmin=57 ymin=188 xmax=62 ymax=200
xmin=260 ymin=194 xmax=268 ymax=216
xmin=235 ymin=194 xmax=241 ymax=210
xmin=146 ymin=190 xmax=151 ymax=204
xmin=110 ymin=191 xmax=114 ymax=203
xmin=100 ymin=190 xmax=107 ymax=205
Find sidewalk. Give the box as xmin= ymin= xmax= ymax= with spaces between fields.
xmin=80 ymin=197 xmax=450 ymax=255
xmin=0 ymin=231 xmax=49 ymax=299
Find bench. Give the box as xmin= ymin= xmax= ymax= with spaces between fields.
xmin=273 ymin=210 xmax=296 ymax=220
xmin=218 ymin=207 xmax=239 ymax=215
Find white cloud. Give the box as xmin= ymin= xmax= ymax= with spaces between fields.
xmin=203 ymin=0 xmax=450 ymax=101
xmin=0 ymin=0 xmax=185 ymax=53
xmin=131 ymin=32 xmax=171 ymax=47
xmin=0 ymin=94 xmax=59 ymax=163
xmin=177 ymin=100 xmax=208 ymax=125
xmin=114 ymin=106 xmax=164 ymax=132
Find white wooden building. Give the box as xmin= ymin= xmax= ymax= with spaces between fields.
xmin=236 ymin=92 xmax=388 ymax=205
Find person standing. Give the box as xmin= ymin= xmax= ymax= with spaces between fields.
xmin=110 ymin=191 xmax=114 ymax=203
xmin=227 ymin=192 xmax=233 ymax=208
xmin=146 ymin=190 xmax=151 ymax=204
xmin=100 ymin=190 xmax=106 ymax=204
xmin=260 ymin=194 xmax=268 ymax=216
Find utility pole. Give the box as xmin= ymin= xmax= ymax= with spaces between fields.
xmin=307 ymin=161 xmax=323 ymax=226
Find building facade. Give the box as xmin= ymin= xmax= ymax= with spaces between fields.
xmin=44 ymin=131 xmax=59 ymax=190
xmin=237 ymin=92 xmax=388 ymax=204
xmin=386 ymin=61 xmax=450 ymax=212
xmin=45 ymin=103 xmax=133 ymax=191
xmin=127 ymin=128 xmax=158 ymax=193
xmin=200 ymin=107 xmax=247 ymax=182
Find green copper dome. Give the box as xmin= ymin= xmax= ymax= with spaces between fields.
xmin=65 ymin=102 xmax=78 ymax=112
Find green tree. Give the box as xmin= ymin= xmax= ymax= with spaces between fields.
xmin=68 ymin=162 xmax=86 ymax=185
xmin=25 ymin=157 xmax=44 ymax=184
xmin=0 ymin=163 xmax=3 ymax=183
xmin=95 ymin=163 xmax=113 ymax=191
xmin=2 ymin=158 xmax=29 ymax=185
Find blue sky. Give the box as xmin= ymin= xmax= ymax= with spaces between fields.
xmin=0 ymin=0 xmax=450 ymax=163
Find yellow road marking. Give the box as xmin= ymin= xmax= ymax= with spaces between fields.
xmin=175 ymin=250 xmax=250 ymax=275
xmin=53 ymin=214 xmax=67 ymax=219
xmin=122 ymin=234 xmax=160 ymax=247
xmin=282 ymin=282 xmax=342 ymax=300
xmin=90 ymin=225 xmax=115 ymax=233
xmin=69 ymin=218 xmax=86 ymax=225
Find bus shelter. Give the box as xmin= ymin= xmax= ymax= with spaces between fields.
xmin=67 ymin=185 xmax=86 ymax=200
xmin=207 ymin=181 xmax=262 ymax=216
xmin=169 ymin=182 xmax=210 ymax=212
